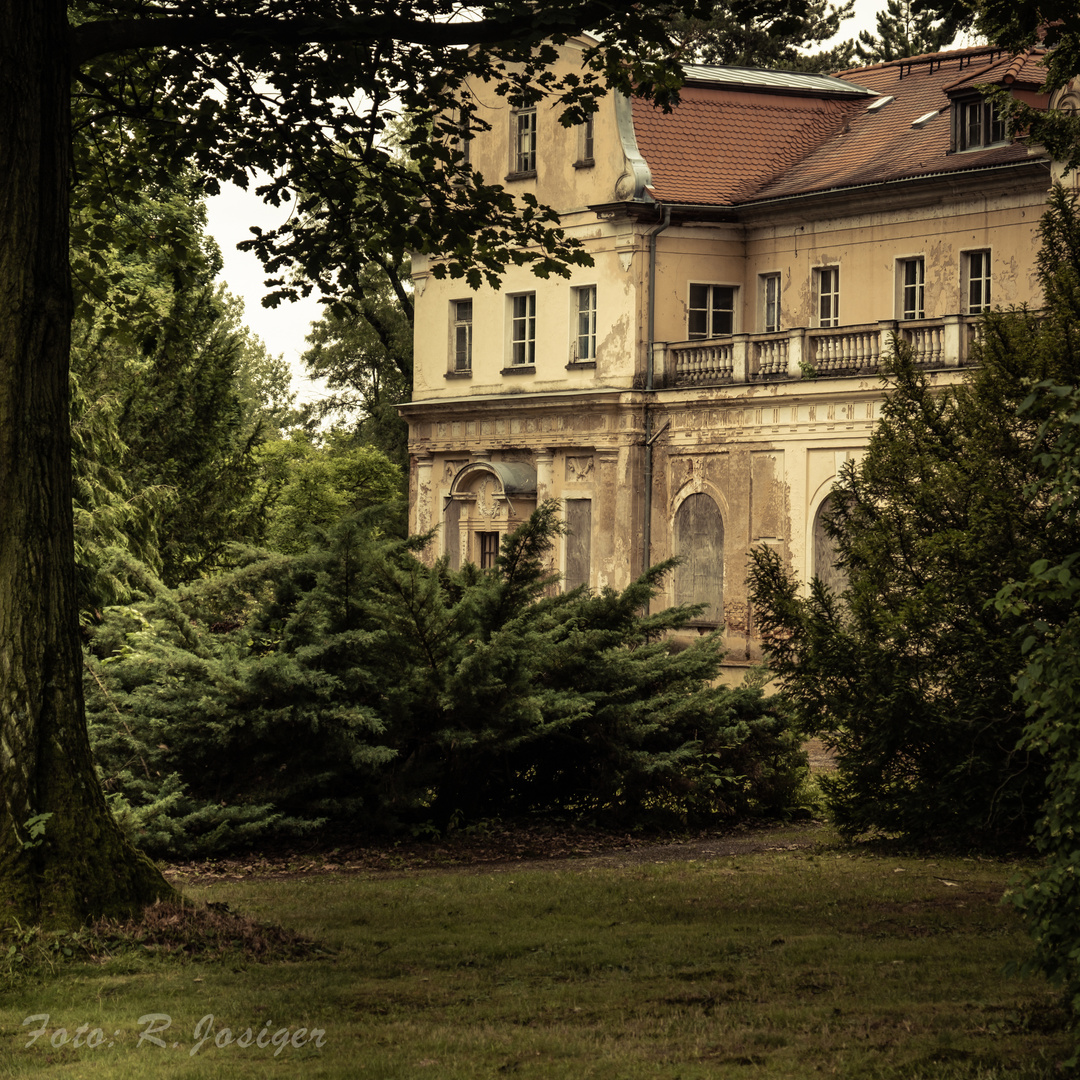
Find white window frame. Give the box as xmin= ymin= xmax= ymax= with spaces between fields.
xmin=451 ymin=300 xmax=473 ymax=372
xmin=511 ymin=108 xmax=537 ymax=174
xmin=898 ymin=257 xmax=925 ymax=321
xmin=687 ymin=283 xmax=737 ymax=339
xmin=963 ymin=249 xmax=992 ymax=314
xmin=815 ymin=267 xmax=839 ymax=328
xmin=956 ymin=98 xmax=1006 ymax=151
xmin=572 ymin=285 xmax=597 ymax=361
xmin=761 ymin=273 xmax=781 ymax=333
xmin=509 ymin=292 xmax=536 ymax=366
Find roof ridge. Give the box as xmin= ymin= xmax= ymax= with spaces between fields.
xmin=833 ymin=44 xmax=1014 ymax=78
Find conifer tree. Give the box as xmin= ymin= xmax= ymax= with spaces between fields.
xmin=854 ymin=0 xmax=958 ymax=63
xmin=667 ymin=0 xmax=856 ymax=72
xmin=992 ymin=188 xmax=1080 ymax=1060
xmin=87 ymin=504 xmax=805 ymax=853
xmin=748 ymin=187 xmax=1080 ymax=851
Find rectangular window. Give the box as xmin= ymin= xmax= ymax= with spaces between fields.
xmin=900 ymin=258 xmax=925 ymax=320
xmin=564 ymin=500 xmax=592 ymax=590
xmin=453 ymin=300 xmax=472 ymax=371
xmin=962 ymin=99 xmax=982 ymax=149
xmin=762 ymin=273 xmax=781 ymax=333
xmin=510 ymin=293 xmax=536 ymax=366
xmin=816 ymin=267 xmax=839 ymax=328
xmin=580 ymin=114 xmax=595 ymax=162
xmin=478 ymin=531 xmax=500 ymax=569
xmin=512 ymin=108 xmax=537 ymax=174
xmin=574 ymin=286 xmax=596 ymax=361
xmin=457 ymin=108 xmax=471 ymax=166
xmin=965 ymin=250 xmax=992 ymax=313
xmin=688 ymin=284 xmax=736 ymax=338
xmin=958 ymin=98 xmax=1006 ymax=150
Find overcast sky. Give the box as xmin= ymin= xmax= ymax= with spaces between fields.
xmin=203 ymin=0 xmax=952 ymax=406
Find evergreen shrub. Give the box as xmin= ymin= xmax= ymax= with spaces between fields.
xmin=87 ymin=504 xmax=806 ymax=855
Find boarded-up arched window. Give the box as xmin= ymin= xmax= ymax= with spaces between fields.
xmin=812 ymin=496 xmax=847 ymax=595
xmin=674 ymin=493 xmax=724 ymax=623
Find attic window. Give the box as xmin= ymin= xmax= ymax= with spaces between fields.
xmin=911 ymin=110 xmax=939 ymax=129
xmin=866 ymin=95 xmax=894 ymax=112
xmin=955 ymin=98 xmax=1007 ymax=150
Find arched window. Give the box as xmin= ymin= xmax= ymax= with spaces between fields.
xmin=812 ymin=496 xmax=848 ymax=595
xmin=674 ymin=493 xmax=724 ymax=624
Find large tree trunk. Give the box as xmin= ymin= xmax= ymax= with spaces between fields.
xmin=0 ymin=0 xmax=173 ymax=927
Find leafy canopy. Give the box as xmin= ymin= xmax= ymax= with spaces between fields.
xmin=70 ymin=0 xmax=701 ymax=302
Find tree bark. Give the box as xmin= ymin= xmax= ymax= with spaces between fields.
xmin=0 ymin=0 xmax=173 ymax=927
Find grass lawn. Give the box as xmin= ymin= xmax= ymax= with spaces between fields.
xmin=0 ymin=828 xmax=1070 ymax=1078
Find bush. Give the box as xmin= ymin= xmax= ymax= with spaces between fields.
xmin=747 ymin=188 xmax=1080 ymax=852
xmin=87 ymin=504 xmax=807 ymax=855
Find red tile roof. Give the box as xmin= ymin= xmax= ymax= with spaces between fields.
xmin=631 ymin=88 xmax=863 ymax=204
xmin=630 ymin=46 xmax=1051 ymax=207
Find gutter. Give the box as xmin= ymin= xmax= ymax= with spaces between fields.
xmin=643 ymin=203 xmax=672 ymax=578
xmin=736 ymin=157 xmax=1051 ymax=214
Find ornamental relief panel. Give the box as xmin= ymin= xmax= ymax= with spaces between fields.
xmin=474 ymin=479 xmax=503 ymax=520
xmin=565 ymin=455 xmax=595 ymax=482
xmin=669 ymin=456 xmax=709 ymax=491
xmin=443 ymin=459 xmax=469 ymax=484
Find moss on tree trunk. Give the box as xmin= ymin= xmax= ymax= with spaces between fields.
xmin=0 ymin=0 xmax=175 ymax=927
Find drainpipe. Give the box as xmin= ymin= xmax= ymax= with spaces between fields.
xmin=642 ymin=203 xmax=672 ymax=577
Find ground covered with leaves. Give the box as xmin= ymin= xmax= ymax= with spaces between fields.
xmin=159 ymin=818 xmax=825 ymax=884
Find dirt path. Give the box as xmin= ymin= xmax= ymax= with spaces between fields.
xmin=162 ymin=821 xmax=831 ymax=886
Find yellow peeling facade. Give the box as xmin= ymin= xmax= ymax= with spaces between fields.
xmin=402 ymin=38 xmax=1074 ymax=675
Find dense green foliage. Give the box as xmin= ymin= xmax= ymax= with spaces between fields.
xmin=299 ymin=257 xmax=412 ymax=469
xmin=748 ymin=189 xmax=1080 ymax=852
xmin=254 ymin=429 xmax=404 ymax=554
xmin=70 ymin=173 xmax=297 ymax=596
xmin=996 ymin=383 xmax=1080 ymax=1065
xmin=992 ymin=192 xmax=1080 ymax=1059
xmin=86 ymin=505 xmax=805 ymax=856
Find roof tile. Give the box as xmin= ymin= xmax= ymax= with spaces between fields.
xmin=630 ymin=47 xmax=1051 ymax=207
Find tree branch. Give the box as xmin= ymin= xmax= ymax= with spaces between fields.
xmin=71 ymin=10 xmax=590 ymax=66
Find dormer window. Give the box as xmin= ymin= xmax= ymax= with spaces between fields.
xmin=955 ymin=97 xmax=1007 ymax=151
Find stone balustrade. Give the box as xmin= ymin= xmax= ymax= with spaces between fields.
xmin=664 ymin=314 xmax=984 ymax=387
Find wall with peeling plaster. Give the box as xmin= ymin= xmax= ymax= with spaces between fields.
xmin=402 ymin=40 xmax=1060 ymax=671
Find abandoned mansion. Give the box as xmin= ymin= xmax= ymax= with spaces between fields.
xmin=400 ymin=39 xmax=1077 ymax=671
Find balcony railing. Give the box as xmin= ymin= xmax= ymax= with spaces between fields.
xmin=662 ymin=315 xmax=984 ymax=388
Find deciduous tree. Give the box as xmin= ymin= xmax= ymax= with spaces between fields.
xmin=1 ymin=0 xmax=694 ymax=927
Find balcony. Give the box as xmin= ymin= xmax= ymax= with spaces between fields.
xmin=660 ymin=316 xmax=984 ymax=387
